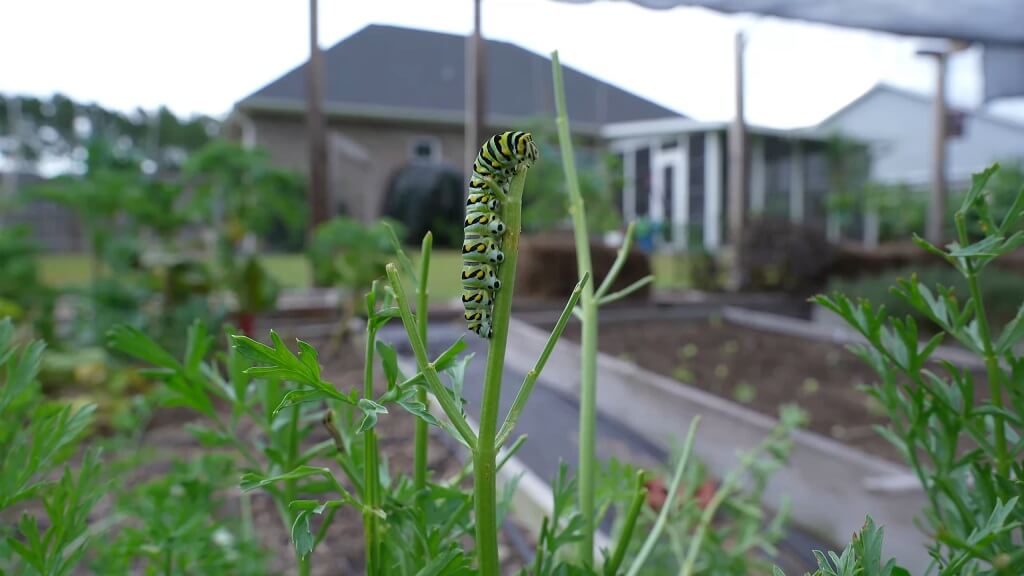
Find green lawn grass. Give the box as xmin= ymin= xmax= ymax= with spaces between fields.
xmin=41 ymin=250 xmax=468 ymax=303
xmin=40 ymin=249 xmax=685 ymax=304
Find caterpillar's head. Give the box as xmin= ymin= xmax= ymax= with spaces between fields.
xmin=521 ymin=132 xmax=539 ymax=163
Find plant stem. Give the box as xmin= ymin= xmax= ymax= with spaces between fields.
xmin=414 ymin=232 xmax=432 ymax=552
xmin=386 ymin=265 xmax=477 ymax=450
xmin=363 ymin=321 xmax=381 ymax=575
xmin=605 ymin=471 xmax=648 ymax=576
xmin=496 ymin=273 xmax=589 ymax=447
xmin=552 ymin=49 xmax=599 ymax=566
xmin=475 ymin=168 xmax=528 ymax=575
xmin=955 ymin=212 xmax=1009 ymax=476
xmin=625 ymin=417 xmax=700 ymax=576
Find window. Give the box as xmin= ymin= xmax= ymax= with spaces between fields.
xmin=409 ymin=136 xmax=441 ymax=164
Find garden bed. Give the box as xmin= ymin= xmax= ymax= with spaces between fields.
xmin=72 ymin=336 xmax=530 ymax=575
xmin=560 ymin=309 xmax=986 ymax=463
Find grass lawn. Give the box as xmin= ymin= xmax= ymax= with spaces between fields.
xmin=40 ymin=249 xmax=687 ymax=303
xmin=41 ymin=251 xmax=468 ymax=303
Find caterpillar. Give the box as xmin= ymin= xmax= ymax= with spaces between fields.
xmin=461 ymin=131 xmax=539 ymax=339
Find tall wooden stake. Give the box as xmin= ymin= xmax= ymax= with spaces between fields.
xmin=307 ymin=0 xmax=329 ymax=239
xmin=727 ymin=31 xmax=748 ymax=290
xmin=464 ymin=0 xmax=486 ymax=171
xmin=926 ymin=52 xmax=948 ymax=245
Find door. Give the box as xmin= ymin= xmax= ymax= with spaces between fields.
xmin=650 ymin=145 xmax=688 ymax=250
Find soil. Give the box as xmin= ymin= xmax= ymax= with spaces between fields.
xmin=563 ymin=317 xmax=985 ymax=463
xmin=82 ymin=337 xmax=530 ymax=575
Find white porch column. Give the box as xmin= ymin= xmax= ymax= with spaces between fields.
xmin=704 ymin=131 xmax=722 ymax=249
xmin=623 ymin=146 xmax=636 ymax=222
xmin=676 ymin=136 xmax=690 ymax=251
xmin=789 ymin=139 xmax=805 ymax=223
xmin=750 ymin=136 xmax=766 ymax=214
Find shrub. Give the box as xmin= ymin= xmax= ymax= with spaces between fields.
xmin=517 ymin=231 xmax=652 ymax=301
xmin=737 ymin=217 xmax=836 ymax=292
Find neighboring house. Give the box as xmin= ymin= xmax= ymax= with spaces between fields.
xmin=819 ymin=83 xmax=1024 ymax=188
xmin=225 ymin=24 xmax=682 ymax=223
xmin=601 ymin=119 xmax=840 ymax=251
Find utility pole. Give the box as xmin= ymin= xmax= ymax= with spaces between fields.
xmin=464 ymin=0 xmax=486 ymax=172
xmin=307 ymin=0 xmax=329 ymax=236
xmin=917 ymin=46 xmax=949 ymax=245
xmin=727 ymin=31 xmax=748 ymax=290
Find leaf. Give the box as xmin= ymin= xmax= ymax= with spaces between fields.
xmin=240 ymin=466 xmax=338 ymax=493
xmin=274 ymin=389 xmax=334 ymax=416
xmin=184 ymin=320 xmax=212 ymax=377
xmin=433 ymin=337 xmax=467 ymax=372
xmin=958 ymin=163 xmax=999 ymax=215
xmin=357 ymin=398 xmax=389 ymax=433
xmin=291 ymin=510 xmax=314 ymax=559
xmin=107 ymin=324 xmax=181 ymax=371
xmin=185 ymin=423 xmax=233 ymax=447
xmin=996 ymin=302 xmax=1024 ymax=354
xmin=376 ymin=341 xmax=400 ymax=390
xmin=948 ymin=235 xmax=1004 ymax=258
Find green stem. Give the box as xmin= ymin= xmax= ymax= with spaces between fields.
xmin=496 ymin=273 xmax=589 ymax=447
xmin=415 ymin=232 xmax=432 ymax=553
xmin=955 ymin=212 xmax=1009 ymax=477
xmin=386 ymin=265 xmax=477 ymax=450
xmin=604 ymin=471 xmax=648 ymax=576
xmin=552 ymin=49 xmax=599 ymax=566
xmin=364 ymin=322 xmax=381 ymax=575
xmin=678 ymin=424 xmax=783 ymax=576
xmin=595 ymin=222 xmax=637 ymax=300
xmin=625 ymin=417 xmax=700 ymax=576
xmin=475 ymin=168 xmax=528 ymax=575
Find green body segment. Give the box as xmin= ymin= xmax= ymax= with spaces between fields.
xmin=461 ymin=289 xmax=494 ymax=309
xmin=464 ymin=213 xmax=506 ymax=237
xmin=462 ymin=238 xmax=505 ymax=265
xmin=461 ymin=263 xmax=501 ymax=291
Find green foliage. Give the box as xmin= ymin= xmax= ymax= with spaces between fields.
xmin=827 ymin=265 xmax=1024 ymax=333
xmin=0 ymin=226 xmax=54 ymax=339
xmin=0 ymin=93 xmax=217 ymax=173
xmin=308 ymin=217 xmax=403 ymax=291
xmin=773 ymin=517 xmax=909 ymax=576
xmin=520 ymin=121 xmax=621 ymax=235
xmin=0 ymin=318 xmax=100 ymax=575
xmin=811 ymin=163 xmax=1024 ymax=573
xmin=96 ymin=455 xmax=268 ymax=575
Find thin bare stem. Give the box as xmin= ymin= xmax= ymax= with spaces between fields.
xmin=386 ymin=264 xmax=477 ymax=450
xmin=595 ymin=222 xmax=638 ymax=300
xmin=496 ymin=273 xmax=589 ymax=447
xmin=597 ymin=276 xmax=654 ymax=307
xmin=625 ymin=417 xmax=701 ymax=576
xmin=552 ymin=49 xmax=600 ymax=566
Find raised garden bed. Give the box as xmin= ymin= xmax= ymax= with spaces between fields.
xmin=504 ymin=310 xmax=946 ymax=574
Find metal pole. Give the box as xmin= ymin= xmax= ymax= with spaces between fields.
xmin=307 ymin=0 xmax=329 ymax=235
xmin=926 ymin=52 xmax=948 ymax=245
xmin=727 ymin=31 xmax=748 ymax=289
xmin=464 ymin=0 xmax=486 ymax=172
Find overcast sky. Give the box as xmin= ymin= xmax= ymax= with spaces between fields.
xmin=3 ymin=0 xmax=1023 ymax=128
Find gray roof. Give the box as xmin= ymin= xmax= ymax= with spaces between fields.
xmin=237 ymin=24 xmax=683 ymax=130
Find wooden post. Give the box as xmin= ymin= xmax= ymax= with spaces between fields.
xmin=464 ymin=0 xmax=486 ymax=171
xmin=307 ymin=0 xmax=329 ymax=236
xmin=926 ymin=52 xmax=948 ymax=245
xmin=727 ymin=31 xmax=748 ymax=289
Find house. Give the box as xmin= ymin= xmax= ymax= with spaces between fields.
xmin=601 ymin=119 xmax=842 ymax=251
xmin=819 ymin=83 xmax=1024 ymax=188
xmin=225 ymin=24 xmax=682 ymax=223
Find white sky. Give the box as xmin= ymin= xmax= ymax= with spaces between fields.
xmin=2 ymin=0 xmax=1023 ymax=128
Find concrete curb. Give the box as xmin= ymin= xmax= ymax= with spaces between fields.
xmin=504 ymin=316 xmax=932 ymax=573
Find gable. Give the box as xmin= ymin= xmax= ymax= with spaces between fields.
xmin=238 ymin=25 xmax=683 ymax=129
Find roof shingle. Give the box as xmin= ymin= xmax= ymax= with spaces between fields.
xmin=238 ymin=24 xmax=683 ymax=128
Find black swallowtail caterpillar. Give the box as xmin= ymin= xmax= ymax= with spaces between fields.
xmin=461 ymin=131 xmax=539 ymax=338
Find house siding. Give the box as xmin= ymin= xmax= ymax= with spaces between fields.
xmin=247 ymin=114 xmax=470 ymax=222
